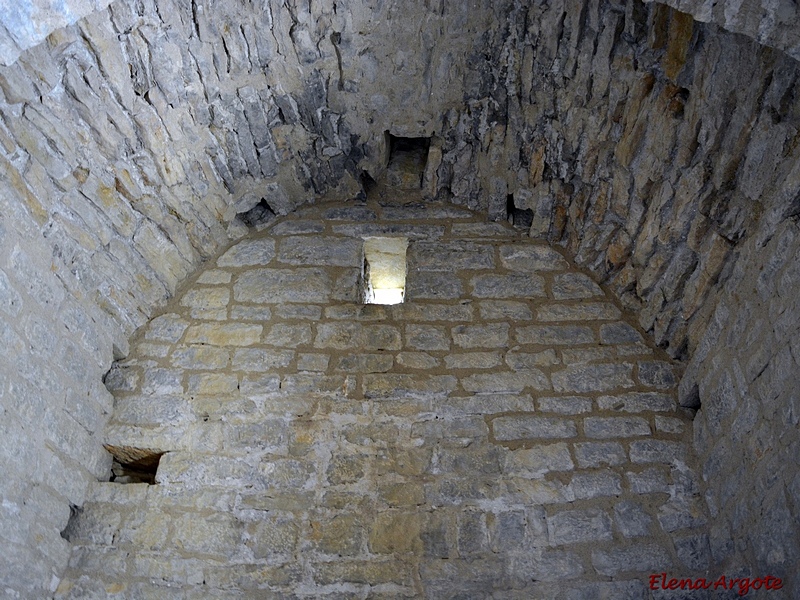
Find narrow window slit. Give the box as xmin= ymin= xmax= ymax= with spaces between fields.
xmin=362 ymin=237 xmax=408 ymax=305
xmin=385 ymin=132 xmax=431 ymax=188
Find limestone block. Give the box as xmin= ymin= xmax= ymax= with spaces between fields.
xmin=597 ymin=392 xmax=674 ymax=412
xmin=180 ymin=288 xmax=230 ymax=310
xmin=234 ymin=269 xmax=332 ymax=304
xmin=145 ymin=314 xmax=189 ymax=343
xmin=264 ymin=323 xmax=312 ymax=347
xmin=537 ymin=396 xmax=593 ymax=415
xmin=537 ymin=302 xmax=621 ymax=321
xmin=504 ymin=443 xmax=574 ymax=477
xmin=629 ymin=440 xmax=686 ymax=463
xmin=408 ymin=241 xmax=494 ymax=271
xmin=405 ymin=271 xmax=463 ymax=299
xmin=552 ymin=364 xmax=634 ymax=393
xmin=492 ymin=415 xmax=577 ymax=441
xmin=516 ymin=325 xmax=594 ymax=345
xmin=369 ymin=512 xmax=422 ymax=554
xmin=363 ymin=374 xmax=457 ymax=399
xmin=470 ymin=274 xmax=545 ymax=298
xmin=461 ymin=370 xmax=549 ymax=393
xmin=574 ymin=442 xmax=627 ymax=468
xmin=278 ymin=236 xmax=362 ymax=267
xmin=584 ymin=417 xmax=651 ymax=439
xmin=452 ymin=323 xmax=509 ymax=348
xmin=141 ymin=368 xmax=184 ymax=395
xmin=569 ymin=470 xmax=622 ymax=499
xmin=395 ymin=352 xmax=440 ymax=369
xmin=637 ymin=361 xmax=678 ymax=388
xmin=505 ymin=349 xmax=559 ymax=370
xmin=392 ymin=303 xmax=473 ymax=322
xmin=171 ymin=346 xmax=230 ymax=370
xmin=315 ymin=322 xmax=401 ymax=350
xmin=312 ymin=559 xmax=413 ymax=586
xmin=335 ymin=353 xmax=393 ymax=373
xmin=591 ymin=543 xmax=672 ymax=576
xmin=184 ymin=323 xmax=263 ymax=346
xmin=551 ymin=273 xmax=604 ymax=299
xmin=547 ymin=509 xmax=613 ymax=545
xmin=245 ymin=517 xmax=298 ymax=558
xmin=478 ymin=300 xmax=533 ymax=320
xmin=187 ymin=373 xmax=238 ymax=395
xmin=599 ymin=322 xmax=644 ymax=344
xmin=499 ymin=244 xmax=569 ymax=271
xmin=614 ymin=501 xmax=654 ymax=538
xmin=405 ymin=324 xmax=450 ymax=351
xmin=311 ymin=514 xmax=365 ymax=556
xmin=627 ymin=468 xmax=671 ymax=494
xmin=444 ymin=352 xmax=502 ymax=370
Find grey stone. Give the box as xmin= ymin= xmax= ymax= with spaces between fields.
xmin=234 ymin=269 xmax=332 ymax=304
xmin=547 ymin=509 xmax=612 ymax=545
xmin=597 ymin=392 xmax=674 ymax=412
xmin=600 ymin=322 xmax=644 ymax=344
xmin=232 ymin=348 xmax=294 ymax=370
xmin=591 ymin=543 xmax=672 ymax=576
xmin=461 ymin=370 xmax=549 ymax=393
xmin=516 ymin=325 xmax=594 ymax=345
xmin=551 ymin=273 xmax=604 ymax=299
xmin=537 ymin=396 xmax=593 ymax=415
xmin=405 ymin=324 xmax=450 ymax=351
xmin=452 ymin=323 xmax=509 ymax=348
xmin=409 ymin=241 xmax=494 ymax=271
xmin=406 ymin=271 xmax=463 ymax=299
xmin=492 ymin=416 xmax=577 ymax=441
xmin=613 ymin=501 xmax=653 ymax=538
xmin=217 ymin=239 xmax=276 ymax=266
xmin=552 ymin=364 xmax=634 ymax=393
xmin=470 ymin=274 xmax=546 ymax=298
xmin=584 ymin=417 xmax=651 ymax=439
xmin=574 ymin=442 xmax=626 ymax=468
xmin=445 ymin=352 xmax=503 ymax=370
xmin=278 ymin=236 xmax=362 ymax=267
xmin=499 ymin=244 xmax=569 ymax=271
xmin=145 ymin=314 xmax=189 ymax=343
xmin=569 ymin=470 xmax=622 ymax=499
xmin=478 ymin=300 xmax=532 ymax=320
xmin=537 ymin=302 xmax=620 ymax=321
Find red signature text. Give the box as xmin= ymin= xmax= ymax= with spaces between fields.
xmin=649 ymin=573 xmax=783 ymax=596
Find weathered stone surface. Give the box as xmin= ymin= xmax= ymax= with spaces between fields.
xmin=277 ymin=236 xmax=362 ymax=267
xmin=405 ymin=272 xmax=463 ymax=300
xmin=516 ymin=325 xmax=594 ymax=345
xmin=492 ymin=416 xmax=577 ymax=441
xmin=234 ymin=269 xmax=332 ymax=304
xmin=316 ymin=323 xmax=401 ymax=350
xmin=552 ymin=364 xmax=635 ymax=393
xmin=548 ymin=509 xmax=613 ymax=545
xmin=470 ymin=274 xmax=546 ymax=298
xmin=184 ymin=323 xmax=262 ymax=346
xmin=217 ymin=239 xmax=276 ymax=267
xmin=408 ymin=241 xmax=494 ymax=271
xmin=584 ymin=417 xmax=651 ymax=439
xmin=452 ymin=324 xmax=509 ymax=348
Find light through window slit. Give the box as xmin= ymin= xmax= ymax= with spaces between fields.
xmin=363 ymin=237 xmax=408 ymax=305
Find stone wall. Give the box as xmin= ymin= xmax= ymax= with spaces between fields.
xmin=57 ymin=201 xmax=708 ymax=599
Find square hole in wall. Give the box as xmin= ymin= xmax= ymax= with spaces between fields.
xmin=363 ymin=237 xmax=408 ymax=305
xmin=386 ymin=133 xmax=431 ymax=188
xmin=105 ymin=444 xmax=164 ymax=485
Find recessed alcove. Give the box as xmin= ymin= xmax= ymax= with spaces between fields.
xmin=362 ymin=236 xmax=408 ymax=304
xmin=385 ymin=132 xmax=431 ymax=189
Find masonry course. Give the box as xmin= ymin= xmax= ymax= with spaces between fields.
xmin=52 ymin=201 xmax=712 ymax=598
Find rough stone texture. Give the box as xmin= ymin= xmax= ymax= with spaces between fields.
xmin=54 ymin=202 xmax=706 ymax=598
xmin=0 ymin=0 xmax=798 ymax=596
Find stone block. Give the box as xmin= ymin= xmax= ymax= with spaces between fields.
xmin=171 ymin=346 xmax=230 ymax=370
xmin=180 ymin=288 xmax=230 ymax=310
xmin=627 ymin=468 xmax=671 ymax=494
xmin=369 ymin=512 xmax=422 ymax=554
xmin=405 ymin=271 xmax=463 ymax=299
xmin=445 ymin=352 xmax=502 ymax=370
xmin=492 ymin=415 xmax=577 ymax=441
xmin=336 ymin=353 xmax=393 ymax=373
xmin=217 ymin=239 xmax=276 ymax=266
xmin=245 ymin=516 xmax=298 ymax=558
xmin=673 ymin=533 xmax=711 ymax=571
xmin=655 ymin=415 xmax=685 ymax=434
xmin=561 ymin=347 xmax=615 ymax=364
xmin=597 ymin=392 xmax=674 ymax=412
xmin=551 ymin=273 xmax=604 ymax=299
xmin=264 ymin=323 xmax=312 ymax=347
xmin=452 ymin=323 xmax=509 ymax=348
xmin=499 ymin=244 xmax=569 ymax=271
xmin=552 ymin=364 xmax=634 ymax=393
xmin=187 ymin=373 xmax=238 ymax=395
xmin=584 ymin=416 xmax=651 ymax=438
xmin=392 ymin=303 xmax=473 ymax=321
xmin=280 ymin=374 xmax=353 ymax=395
xmin=313 ymin=559 xmax=413 ymax=586
xmin=296 ymin=353 xmax=329 ymax=372
xmin=470 ymin=274 xmax=545 ymax=298
xmin=506 ymin=349 xmax=559 ymax=370
xmin=457 ymin=510 xmax=488 ymax=555
xmin=547 ymin=509 xmax=612 ymax=545
xmin=537 ymin=302 xmax=621 ymax=321
xmin=145 ymin=313 xmax=189 ymax=343
xmin=184 ymin=323 xmax=262 ymax=346
xmin=478 ymin=300 xmax=533 ymax=320
xmin=172 ymin=512 xmax=243 ymax=557
xmin=234 ymin=268 xmax=332 ymax=304
xmin=405 ymin=324 xmax=450 ymax=350
xmin=461 ymin=370 xmax=549 ymax=393
xmin=196 ymin=270 xmax=232 ymax=284
xmin=574 ymin=442 xmax=626 ymax=468
xmin=229 ymin=305 xmax=273 ymax=321
xmin=440 ymin=394 xmax=533 ymax=415
xmin=569 ymin=470 xmax=622 ymax=499
xmin=315 ymin=323 xmax=401 ymax=350
xmin=396 ymin=352 xmax=440 ymax=369
xmin=363 ymin=374 xmax=457 ymax=399
xmin=232 ymin=348 xmax=293 ymax=370
xmin=638 ymin=360 xmax=678 ymax=388
xmin=613 ymin=500 xmax=653 ymax=537
xmin=600 ymin=322 xmax=644 ymax=344
xmin=269 ymin=220 xmax=325 ymax=235
xmin=504 ymin=443 xmax=574 ymax=477
xmin=276 ymin=304 xmax=322 ymax=320
xmin=408 ymin=241 xmax=494 ymax=270
xmin=277 ymin=236 xmax=362 ymax=266
xmin=629 ymin=440 xmax=685 ymax=463
xmin=141 ymin=368 xmax=183 ymax=395
xmin=537 ymin=396 xmax=593 ymax=415
xmin=591 ymin=543 xmax=672 ymax=576
xmin=516 ymin=325 xmax=594 ymax=345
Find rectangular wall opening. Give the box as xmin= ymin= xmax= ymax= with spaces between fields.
xmin=363 ymin=237 xmax=408 ymax=305
xmin=385 ymin=132 xmax=431 ymax=188
xmin=104 ymin=444 xmax=164 ymax=485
